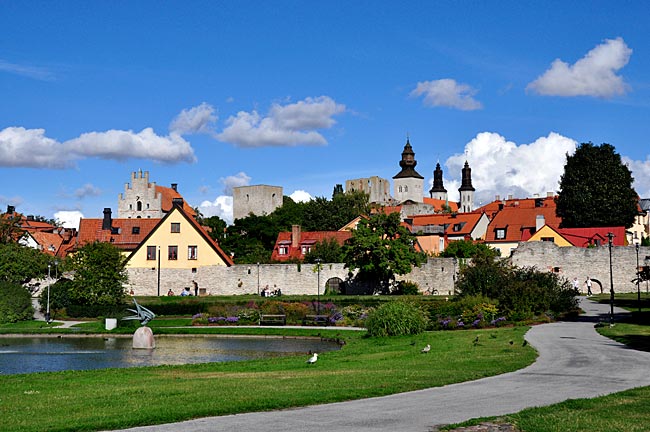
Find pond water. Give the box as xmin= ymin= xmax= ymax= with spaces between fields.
xmin=0 ymin=336 xmax=340 ymax=375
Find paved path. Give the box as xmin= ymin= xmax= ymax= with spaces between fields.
xmin=110 ymin=298 xmax=650 ymax=432
xmin=31 ymin=298 xmax=86 ymax=328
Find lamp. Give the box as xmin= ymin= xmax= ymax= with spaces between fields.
xmin=636 ymin=242 xmax=641 ymax=312
xmin=606 ymin=232 xmax=615 ymax=325
xmin=257 ymin=262 xmax=260 ymax=296
xmin=315 ymin=258 xmax=322 ymax=315
xmin=46 ymin=264 xmax=51 ymax=323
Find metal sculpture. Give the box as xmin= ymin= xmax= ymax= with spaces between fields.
xmin=123 ymin=298 xmax=156 ymax=326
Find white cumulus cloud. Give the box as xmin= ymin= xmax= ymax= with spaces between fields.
xmin=410 ymin=79 xmax=482 ymax=111
xmin=217 ymin=96 xmax=345 ymax=147
xmin=169 ymin=102 xmax=218 ymax=135
xmin=289 ymin=190 xmax=313 ymax=203
xmin=54 ymin=210 xmax=84 ymax=230
xmin=74 ymin=183 xmax=102 ymax=199
xmin=527 ymin=37 xmax=632 ymax=98
xmin=623 ymin=156 xmax=650 ymax=198
xmin=220 ymin=172 xmax=251 ymax=195
xmin=199 ymin=196 xmax=234 ymax=225
xmin=65 ymin=128 xmax=196 ymax=163
xmin=0 ymin=127 xmax=74 ymax=168
xmin=444 ymin=132 xmax=577 ymax=205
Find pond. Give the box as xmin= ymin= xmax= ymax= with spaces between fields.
xmin=0 ymin=336 xmax=340 ymax=375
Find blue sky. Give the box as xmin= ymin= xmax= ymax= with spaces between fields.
xmin=2 ymin=1 xmax=650 ymax=227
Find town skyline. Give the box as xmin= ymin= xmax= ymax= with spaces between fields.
xmin=2 ymin=2 xmax=650 ymax=228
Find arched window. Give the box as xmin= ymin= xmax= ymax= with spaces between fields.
xmin=137 ymin=201 xmax=142 ymax=211
xmin=404 ymin=186 xmax=408 ymax=192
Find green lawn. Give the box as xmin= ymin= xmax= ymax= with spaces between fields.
xmin=0 ymin=326 xmax=533 ymax=432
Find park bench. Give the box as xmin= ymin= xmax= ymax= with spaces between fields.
xmin=259 ymin=314 xmax=286 ymax=326
xmin=302 ymin=315 xmax=329 ymax=326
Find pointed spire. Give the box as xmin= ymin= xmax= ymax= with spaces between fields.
xmin=393 ymin=137 xmax=423 ymax=179
xmin=429 ymin=162 xmax=447 ymax=195
xmin=458 ymin=161 xmax=475 ymax=192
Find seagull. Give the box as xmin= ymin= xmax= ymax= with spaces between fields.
xmin=421 ymin=344 xmax=431 ymax=353
xmin=473 ymin=336 xmax=480 ymax=346
xmin=509 ymin=340 xmax=514 ymax=345
xmin=307 ymin=353 xmax=318 ymax=364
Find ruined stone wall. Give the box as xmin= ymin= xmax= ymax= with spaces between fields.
xmin=126 ymin=257 xmax=459 ymax=296
xmin=510 ymin=242 xmax=650 ymax=294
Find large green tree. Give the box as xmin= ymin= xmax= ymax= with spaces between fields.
xmin=556 ymin=143 xmax=638 ymax=228
xmin=0 ymin=243 xmax=51 ymax=284
xmin=65 ymin=241 xmax=128 ymax=306
xmin=343 ymin=212 xmax=426 ymax=293
xmin=304 ymin=238 xmax=345 ymax=263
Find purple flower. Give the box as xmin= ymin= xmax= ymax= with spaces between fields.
xmin=226 ymin=316 xmax=239 ymax=323
xmin=472 ymin=319 xmax=481 ymax=327
xmin=329 ymin=312 xmax=343 ymax=323
xmin=457 ymin=321 xmax=465 ymax=328
xmin=440 ymin=318 xmax=451 ymax=328
xmin=192 ymin=313 xmax=204 ymax=320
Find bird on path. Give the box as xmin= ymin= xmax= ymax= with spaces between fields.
xmin=421 ymin=344 xmax=431 ymax=353
xmin=473 ymin=336 xmax=480 ymax=346
xmin=307 ymin=353 xmax=318 ymax=364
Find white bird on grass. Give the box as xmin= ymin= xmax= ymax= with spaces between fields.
xmin=306 ymin=353 xmax=319 ymax=364
xmin=421 ymin=344 xmax=431 ymax=353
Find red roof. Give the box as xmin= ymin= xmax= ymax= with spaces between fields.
xmin=476 ymin=196 xmax=557 ymax=220
xmin=271 ymin=230 xmax=352 ymax=261
xmin=155 ymin=185 xmax=196 ymax=216
xmin=422 ymin=197 xmax=459 ymax=213
xmin=77 ymin=218 xmax=160 ymax=251
xmin=409 ymin=212 xmax=485 ymax=237
xmin=556 ymin=226 xmax=627 ymax=247
xmin=485 ymin=201 xmax=561 ymax=243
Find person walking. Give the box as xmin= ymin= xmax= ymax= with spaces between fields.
xmin=586 ymin=277 xmax=593 ymax=296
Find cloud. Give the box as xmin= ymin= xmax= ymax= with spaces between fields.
xmin=54 ymin=210 xmax=84 ymax=230
xmin=527 ymin=37 xmax=632 ymax=97
xmin=0 ymin=59 xmax=54 ymax=81
xmin=64 ymin=128 xmax=196 ymax=163
xmin=0 ymin=127 xmax=74 ymax=168
xmin=74 ymin=183 xmax=102 ymax=199
xmin=623 ymin=156 xmax=650 ymax=198
xmin=198 ymin=196 xmax=234 ymax=225
xmin=169 ymin=102 xmax=218 ymax=135
xmin=220 ymin=172 xmax=251 ymax=195
xmin=217 ymin=96 xmax=345 ymax=147
xmin=444 ymin=132 xmax=577 ymax=205
xmin=410 ymin=79 xmax=482 ymax=110
xmin=0 ymin=195 xmax=23 ymax=208
xmin=289 ymin=190 xmax=313 ymax=203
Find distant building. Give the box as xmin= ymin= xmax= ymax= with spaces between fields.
xmin=345 ymin=176 xmax=391 ymax=204
xmin=271 ymin=224 xmax=352 ymax=262
xmin=232 ymin=185 xmax=283 ymax=220
xmin=117 ymin=170 xmax=194 ymax=219
xmin=393 ymin=138 xmax=424 ymax=203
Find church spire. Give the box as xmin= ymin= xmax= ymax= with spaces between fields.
xmin=458 ymin=161 xmax=475 ymax=213
xmin=393 ymin=137 xmax=423 ymax=180
xmin=458 ymin=161 xmax=475 ymax=192
xmin=429 ymin=162 xmax=447 ymax=197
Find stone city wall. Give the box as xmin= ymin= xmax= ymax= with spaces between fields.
xmin=510 ymin=242 xmax=650 ymax=294
xmin=126 ymin=257 xmax=459 ymax=297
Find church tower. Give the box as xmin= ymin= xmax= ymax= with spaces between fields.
xmin=458 ymin=161 xmax=475 ymax=213
xmin=429 ymin=162 xmax=448 ymax=201
xmin=392 ymin=138 xmax=424 ymax=203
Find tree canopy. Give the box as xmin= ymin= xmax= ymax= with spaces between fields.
xmin=556 ymin=143 xmax=638 ymax=228
xmin=343 ymin=212 xmax=426 ymax=293
xmin=0 ymin=243 xmax=51 ymax=284
xmin=440 ymin=239 xmax=499 ymax=259
xmin=65 ymin=241 xmax=128 ymax=306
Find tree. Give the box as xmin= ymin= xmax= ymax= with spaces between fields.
xmin=201 ymin=215 xmax=227 ymax=243
xmin=302 ymin=190 xmax=370 ymax=231
xmin=304 ymin=238 xmax=345 ymax=263
xmin=440 ymin=239 xmax=499 ymax=259
xmin=343 ymin=212 xmax=426 ymax=293
xmin=65 ymin=241 xmax=128 ymax=306
xmin=556 ymin=143 xmax=638 ymax=228
xmin=0 ymin=214 xmax=25 ymax=244
xmin=0 ymin=243 xmax=51 ymax=284
xmin=0 ymin=281 xmax=33 ymax=323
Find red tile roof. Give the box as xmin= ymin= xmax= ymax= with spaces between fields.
xmin=557 ymin=226 xmax=627 ymax=247
xmin=271 ymin=230 xmax=352 ymax=261
xmin=409 ymin=212 xmax=485 ymax=237
xmin=155 ymin=185 xmax=196 ymax=216
xmin=77 ymin=218 xmax=160 ymax=251
xmin=484 ymin=202 xmax=561 ymax=243
xmin=422 ymin=197 xmax=459 ymax=213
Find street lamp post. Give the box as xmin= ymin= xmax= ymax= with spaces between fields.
xmin=607 ymin=232 xmax=615 ymax=325
xmin=257 ymin=262 xmax=260 ymax=296
xmin=315 ymin=258 xmax=322 ymax=315
xmin=634 ymin=242 xmax=641 ymax=312
xmin=157 ymin=246 xmax=161 ymax=296
xmin=46 ymin=264 xmax=51 ymax=323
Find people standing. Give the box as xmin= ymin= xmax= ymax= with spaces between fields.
xmin=193 ymin=280 xmax=199 ymax=296
xmin=586 ymin=277 xmax=593 ymax=296
xmin=572 ymin=277 xmax=579 ymax=291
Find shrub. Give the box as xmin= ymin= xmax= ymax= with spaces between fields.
xmin=393 ymin=280 xmax=420 ymax=295
xmin=365 ymin=301 xmax=427 ymax=337
xmin=38 ymin=278 xmax=74 ymax=319
xmin=0 ymin=282 xmax=33 ymax=323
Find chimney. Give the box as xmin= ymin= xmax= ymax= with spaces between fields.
xmin=536 ymin=215 xmax=545 ymax=232
xmin=508 ymin=194 xmax=513 ymax=200
xmin=291 ymin=225 xmax=301 ymax=248
xmin=547 ymin=191 xmax=554 ymax=198
xmin=27 ymin=215 xmax=34 ymax=221
xmin=495 ymin=195 xmax=500 ymax=201
xmin=172 ymin=197 xmax=184 ymax=207
xmin=102 ymin=208 xmax=112 ymax=230
xmin=6 ymin=205 xmax=14 ymax=214
xmin=171 ymin=183 xmax=178 ymax=192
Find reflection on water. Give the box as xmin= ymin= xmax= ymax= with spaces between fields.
xmin=0 ymin=336 xmax=339 ymax=375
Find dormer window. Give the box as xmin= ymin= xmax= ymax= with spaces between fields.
xmin=132 ymin=226 xmax=140 ymax=235
xmin=279 ymin=246 xmax=288 ymax=255
xmin=496 ymin=228 xmax=506 ymax=240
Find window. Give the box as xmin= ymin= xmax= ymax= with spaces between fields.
xmin=171 ymin=223 xmax=180 ymax=233
xmin=541 ymin=237 xmax=554 ymax=242
xmin=301 ymin=245 xmax=311 ymax=255
xmin=188 ymin=245 xmax=197 ymax=260
xmin=146 ymin=246 xmax=156 ymax=260
xmin=496 ymin=228 xmax=506 ymax=240
xmin=168 ymin=246 xmax=178 ymax=260
xmin=137 ymin=201 xmax=142 ymax=211
xmin=279 ymin=246 xmax=288 ymax=255
xmin=132 ymin=226 xmax=140 ymax=235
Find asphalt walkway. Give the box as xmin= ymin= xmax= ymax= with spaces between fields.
xmin=109 ymin=298 xmax=650 ymax=432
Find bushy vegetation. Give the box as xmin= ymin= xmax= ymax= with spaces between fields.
xmin=393 ymin=280 xmax=420 ymax=295
xmin=365 ymin=301 xmax=427 ymax=336
xmin=0 ymin=281 xmax=33 ymax=323
xmin=0 ymin=242 xmax=51 ymax=285
xmin=455 ymin=249 xmax=579 ymax=321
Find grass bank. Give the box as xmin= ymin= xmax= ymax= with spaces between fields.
xmin=0 ymin=326 xmax=533 ymax=432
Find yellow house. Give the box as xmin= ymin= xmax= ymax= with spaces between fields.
xmin=527 ymin=225 xmax=573 ymax=246
xmin=126 ymin=202 xmax=233 ymax=271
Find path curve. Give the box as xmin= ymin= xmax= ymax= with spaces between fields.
xmin=110 ymin=298 xmax=650 ymax=432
